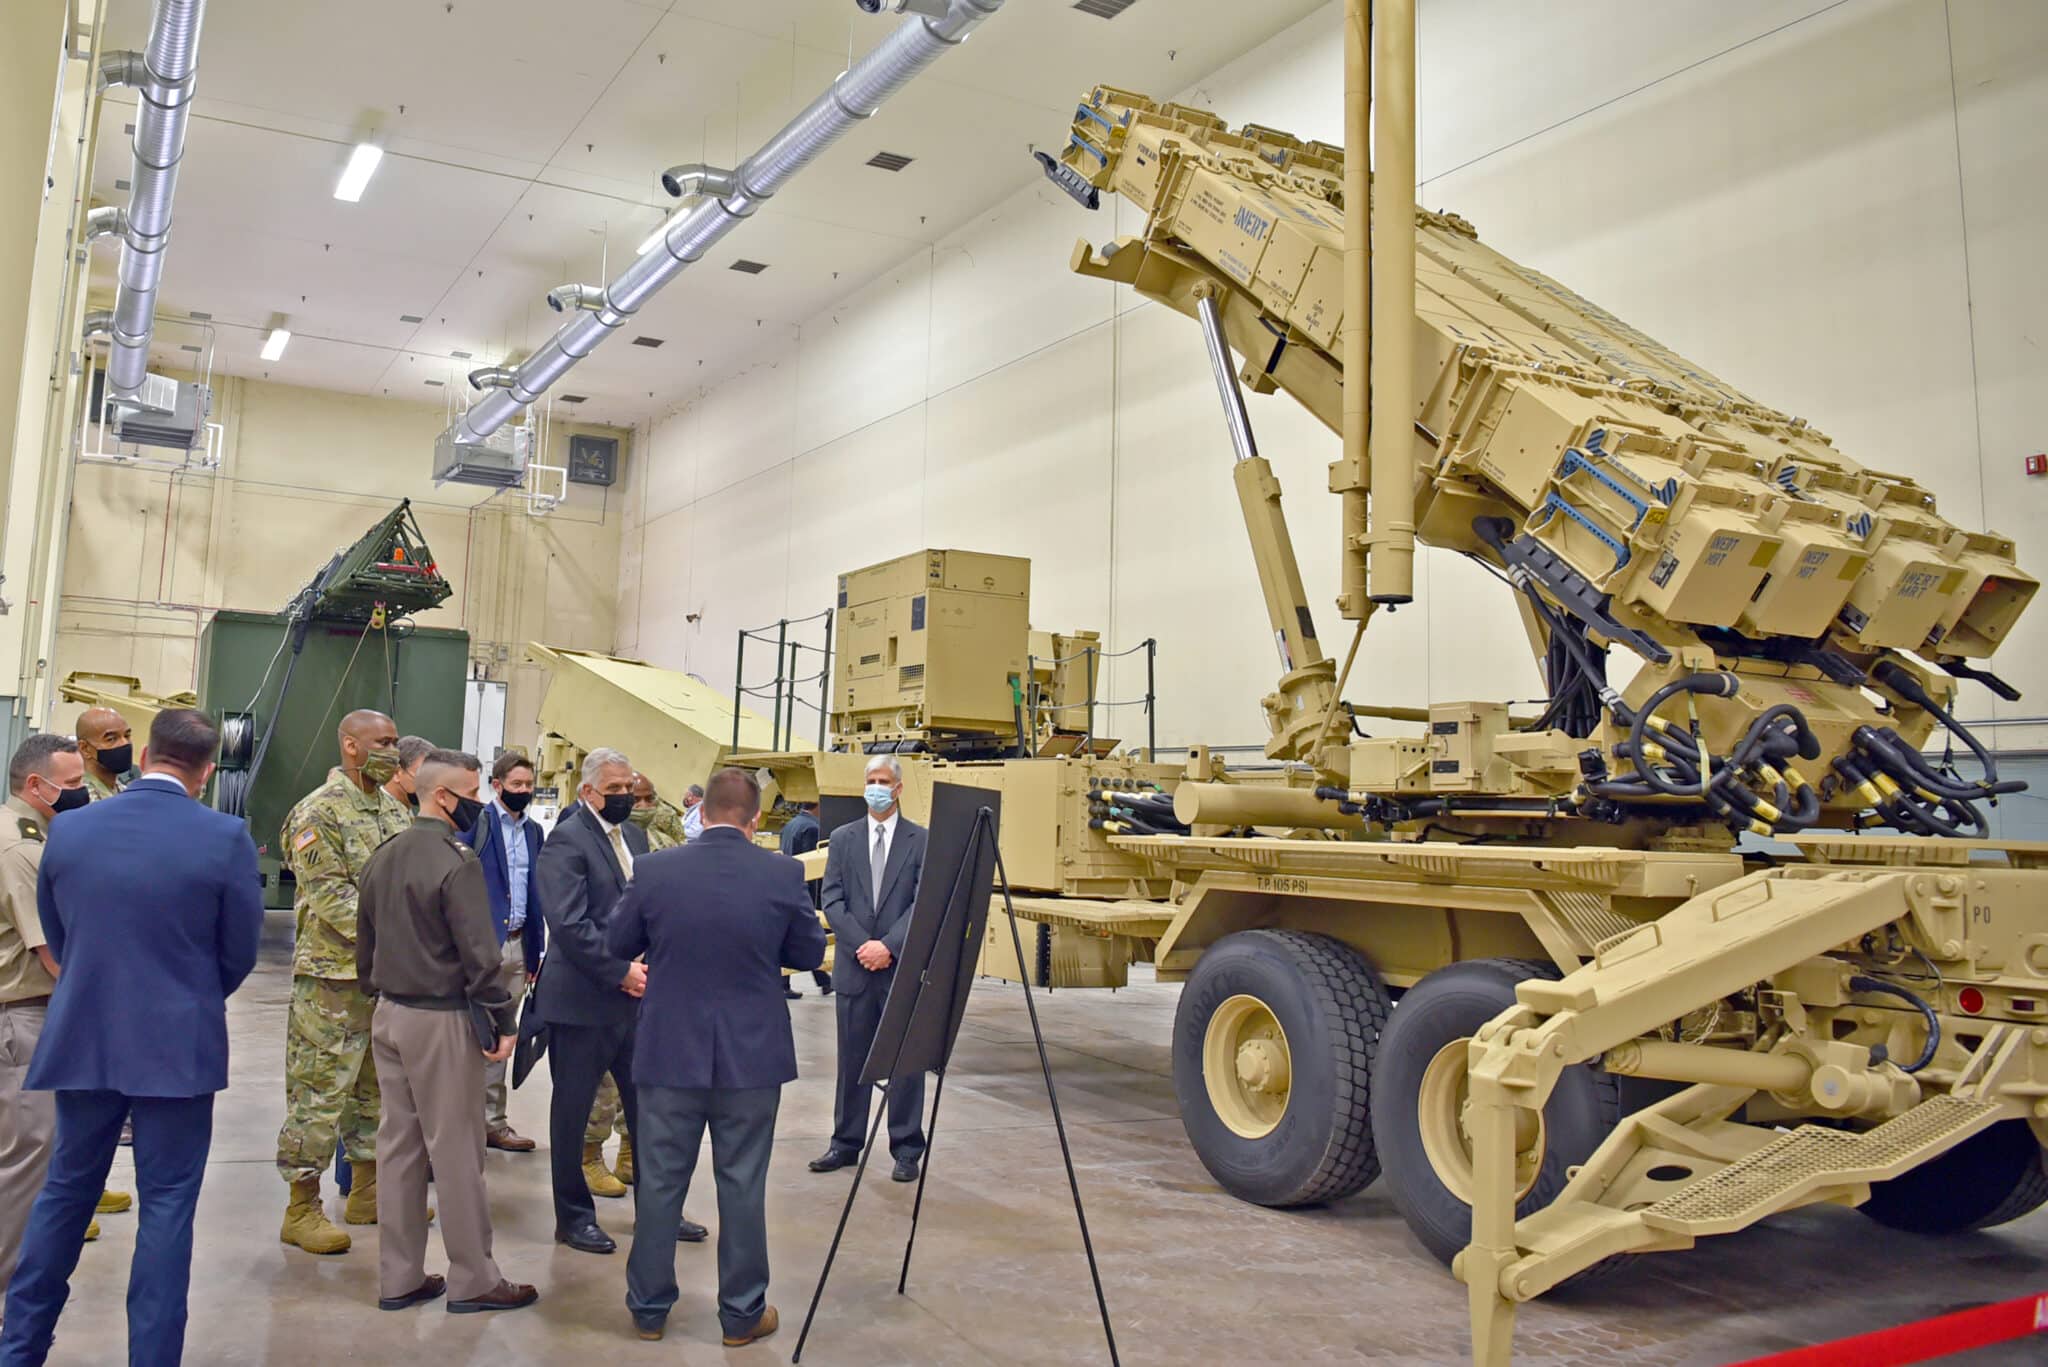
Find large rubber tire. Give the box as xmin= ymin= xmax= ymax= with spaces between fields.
xmin=1171 ymin=930 xmax=1390 ymax=1207
xmin=1860 ymin=1119 xmax=2048 ymax=1234
xmin=1371 ymin=958 xmax=1620 ymax=1267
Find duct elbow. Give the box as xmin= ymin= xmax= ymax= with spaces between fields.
xmin=98 ymin=49 xmax=146 ymax=91
xmin=467 ymin=366 xmax=519 ymax=392
xmin=546 ymin=284 xmax=606 ymax=314
xmin=85 ymin=205 xmax=129 ymax=243
xmin=82 ymin=310 xmax=114 ymax=341
xmin=659 ymin=163 xmax=738 ymax=200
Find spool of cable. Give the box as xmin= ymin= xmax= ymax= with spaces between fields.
xmin=215 ymin=767 xmax=250 ymax=818
xmin=219 ymin=714 xmax=256 ymax=770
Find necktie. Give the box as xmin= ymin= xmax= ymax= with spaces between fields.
xmin=609 ymin=824 xmax=634 ymax=882
xmin=871 ymin=823 xmax=886 ymax=909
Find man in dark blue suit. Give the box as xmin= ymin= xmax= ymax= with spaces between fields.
xmin=809 ymin=755 xmax=928 ymax=1183
xmin=463 ymin=751 xmax=545 ymax=1151
xmin=0 ymin=709 xmax=264 ymax=1367
xmin=611 ymin=766 xmax=825 ymax=1347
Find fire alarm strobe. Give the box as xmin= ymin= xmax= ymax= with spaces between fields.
xmin=2027 ymin=453 xmax=2048 ymax=478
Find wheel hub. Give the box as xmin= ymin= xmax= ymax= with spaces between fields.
xmin=1417 ymin=1039 xmax=1544 ymax=1203
xmin=1203 ymin=994 xmax=1294 ymax=1139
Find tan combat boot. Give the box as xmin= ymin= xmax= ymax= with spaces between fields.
xmin=96 ymin=1190 xmax=132 ymax=1214
xmin=84 ymin=1220 xmax=100 ymax=1241
xmin=584 ymin=1142 xmax=626 ymax=1198
xmin=614 ymin=1134 xmax=635 ymax=1186
xmin=343 ymin=1159 xmax=378 ymax=1225
xmin=280 ymin=1178 xmax=351 ymax=1255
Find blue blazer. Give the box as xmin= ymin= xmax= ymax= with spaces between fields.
xmin=608 ymin=826 xmax=826 ymax=1090
xmin=461 ymin=805 xmax=546 ymax=976
xmin=30 ymin=780 xmax=264 ymax=1096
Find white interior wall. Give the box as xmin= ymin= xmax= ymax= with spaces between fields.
xmin=617 ymin=0 xmax=2048 ymax=755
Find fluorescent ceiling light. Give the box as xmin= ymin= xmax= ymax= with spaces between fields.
xmin=334 ymin=143 xmax=384 ymax=202
xmin=260 ymin=328 xmax=291 ymax=361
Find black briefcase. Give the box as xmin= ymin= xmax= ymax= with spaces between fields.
xmin=511 ymin=983 xmax=549 ymax=1088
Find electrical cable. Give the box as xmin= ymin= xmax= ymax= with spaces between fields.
xmin=1848 ymin=975 xmax=1939 ymax=1072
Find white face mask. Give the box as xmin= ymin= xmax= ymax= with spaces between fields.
xmin=864 ymin=783 xmax=894 ymax=813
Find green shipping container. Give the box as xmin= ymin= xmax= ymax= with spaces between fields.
xmin=196 ymin=609 xmax=469 ymax=907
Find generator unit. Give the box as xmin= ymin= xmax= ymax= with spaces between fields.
xmin=831 ymin=549 xmax=1029 ymax=754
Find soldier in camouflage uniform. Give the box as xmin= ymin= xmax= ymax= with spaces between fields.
xmin=628 ymin=773 xmax=686 ymax=851
xmin=276 ymin=709 xmax=412 ymax=1256
xmin=73 ymin=707 xmax=132 ymax=804
xmin=575 ymin=773 xmax=689 ymax=1192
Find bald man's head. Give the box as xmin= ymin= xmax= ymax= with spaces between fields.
xmin=337 ymin=709 xmax=399 ymax=791
xmin=75 ymin=706 xmax=132 ymax=778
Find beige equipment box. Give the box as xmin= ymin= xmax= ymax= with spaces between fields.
xmin=832 ymin=550 xmax=1030 ymax=752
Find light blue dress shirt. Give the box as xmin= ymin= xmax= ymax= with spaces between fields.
xmin=495 ymin=800 xmax=529 ymax=933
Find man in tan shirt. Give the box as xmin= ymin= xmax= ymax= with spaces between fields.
xmin=358 ymin=748 xmax=535 ymax=1315
xmin=0 ymin=736 xmax=90 ymax=1299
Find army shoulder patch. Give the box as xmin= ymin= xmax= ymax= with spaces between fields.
xmin=293 ymin=827 xmax=320 ymax=852
xmin=16 ymin=818 xmax=42 ymax=843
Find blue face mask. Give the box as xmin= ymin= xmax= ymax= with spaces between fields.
xmin=864 ymin=783 xmax=895 ymax=813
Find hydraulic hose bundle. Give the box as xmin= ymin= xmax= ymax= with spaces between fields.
xmin=1589 ymin=671 xmax=1825 ymax=836
xmin=1828 ymin=660 xmax=2023 ymax=838
xmin=1087 ymin=782 xmax=1189 ymax=837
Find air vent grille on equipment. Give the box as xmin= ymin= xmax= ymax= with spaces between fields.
xmin=866 ymin=151 xmax=914 ymax=172
xmin=899 ymin=664 xmax=925 ymax=687
xmin=1073 ymin=0 xmax=1140 ymax=17
xmin=729 ymin=260 xmax=768 ymax=275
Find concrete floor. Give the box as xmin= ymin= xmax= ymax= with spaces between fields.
xmin=41 ymin=911 xmax=2048 ymax=1365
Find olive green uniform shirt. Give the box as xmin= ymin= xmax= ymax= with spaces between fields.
xmin=357 ymin=819 xmax=517 ymax=1035
xmin=0 ymin=796 xmax=54 ymax=1002
xmin=282 ymin=767 xmax=412 ymax=980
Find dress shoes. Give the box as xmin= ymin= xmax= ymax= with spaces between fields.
xmin=891 ymin=1157 xmax=920 ymax=1184
xmin=555 ymin=1223 xmax=616 ymax=1255
xmin=447 ymin=1279 xmax=539 ymax=1314
xmin=634 ymin=1315 xmax=666 ymax=1342
xmin=378 ymin=1275 xmax=446 ymax=1311
xmin=722 ymin=1304 xmax=780 ymax=1347
xmin=678 ymin=1215 xmax=709 ymax=1243
xmin=486 ymin=1126 xmax=536 ymax=1153
xmin=808 ymin=1149 xmax=858 ymax=1174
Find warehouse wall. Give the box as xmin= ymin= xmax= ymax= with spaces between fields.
xmin=617 ymin=0 xmax=2048 ymax=757
xmin=52 ymin=375 xmax=627 ymax=753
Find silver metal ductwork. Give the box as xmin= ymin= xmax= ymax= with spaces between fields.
xmin=659 ymin=163 xmax=738 ymax=199
xmin=546 ymin=284 xmax=606 ymax=314
xmin=82 ymin=309 xmax=114 ymax=340
xmin=452 ymin=0 xmax=1004 ymax=444
xmin=84 ymin=205 xmax=129 ymax=241
xmin=467 ymin=366 xmax=518 ymax=391
xmin=101 ymin=0 xmax=207 ymax=401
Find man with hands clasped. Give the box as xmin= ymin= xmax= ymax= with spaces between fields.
xmin=809 ymin=756 xmax=929 ymax=1184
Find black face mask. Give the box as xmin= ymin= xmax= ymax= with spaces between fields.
xmin=49 ymin=784 xmax=90 ymax=815
xmin=447 ymin=793 xmax=485 ymax=835
xmin=599 ymin=792 xmax=636 ymax=826
xmin=94 ymin=744 xmax=133 ymax=776
xmin=499 ymin=789 xmax=533 ymax=814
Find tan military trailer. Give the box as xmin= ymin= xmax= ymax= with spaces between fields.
xmin=1033 ymin=2 xmax=2046 ymax=1356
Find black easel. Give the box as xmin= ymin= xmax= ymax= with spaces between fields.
xmin=794 ymin=804 xmax=1119 ymax=1365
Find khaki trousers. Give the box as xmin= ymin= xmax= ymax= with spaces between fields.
xmin=371 ymin=999 xmax=500 ymax=1301
xmin=482 ymin=938 xmax=529 ymax=1132
xmin=0 ymin=1001 xmax=54 ymax=1293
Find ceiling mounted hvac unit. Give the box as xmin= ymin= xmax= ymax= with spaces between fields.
xmin=88 ymin=369 xmax=212 ymax=451
xmin=433 ymin=419 xmax=531 ymax=488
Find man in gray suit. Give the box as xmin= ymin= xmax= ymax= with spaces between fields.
xmin=808 ymin=756 xmax=928 ymax=1183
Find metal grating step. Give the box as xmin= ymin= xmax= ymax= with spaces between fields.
xmin=1642 ymin=1096 xmax=2004 ymax=1236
